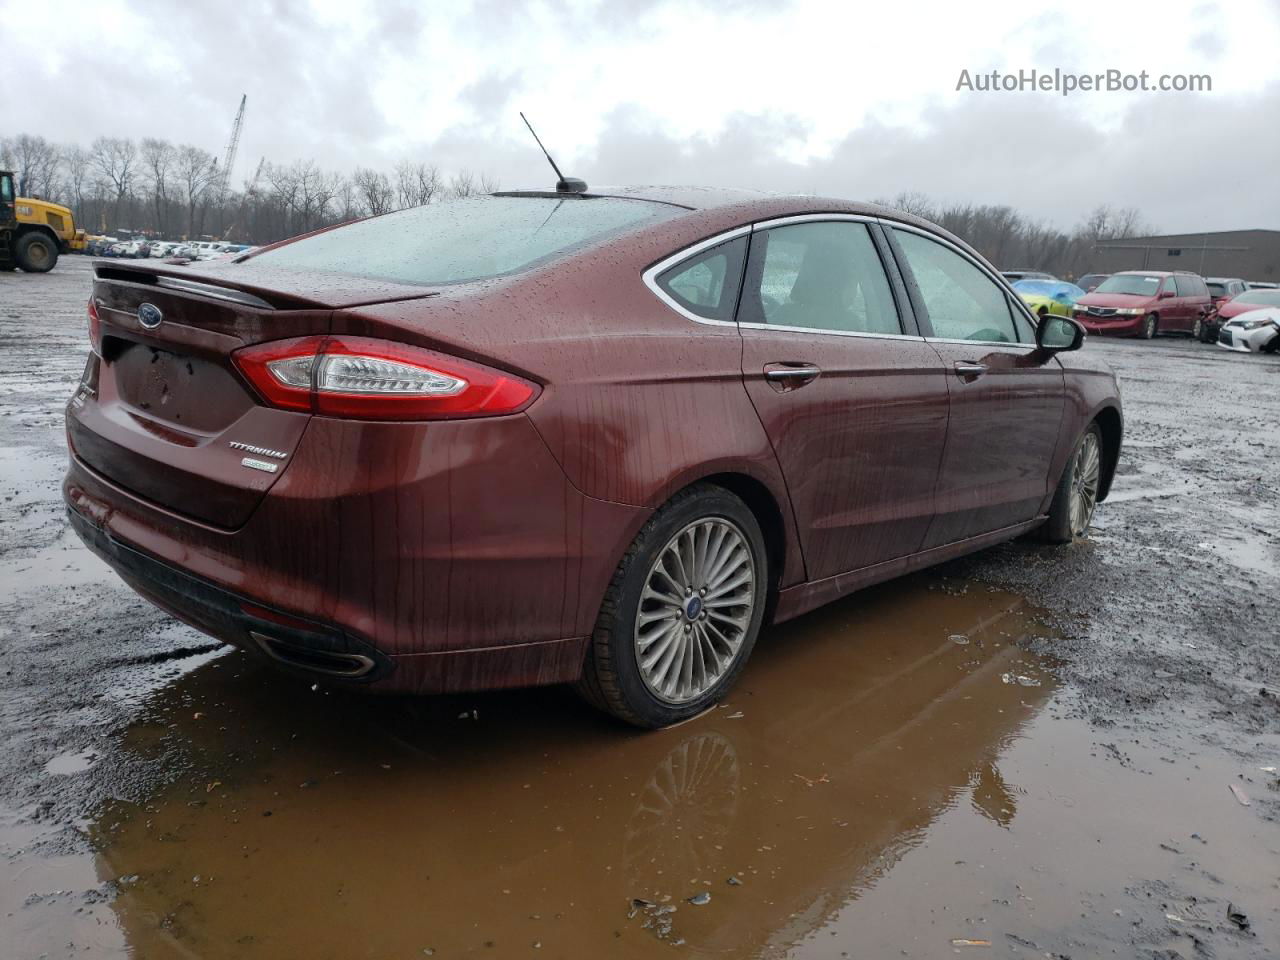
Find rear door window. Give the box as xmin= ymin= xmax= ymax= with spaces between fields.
xmin=737 ymin=221 xmax=902 ymax=335
xmin=892 ymin=229 xmax=1021 ymax=343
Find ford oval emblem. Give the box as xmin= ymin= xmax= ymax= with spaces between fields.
xmin=138 ymin=302 xmax=163 ymax=329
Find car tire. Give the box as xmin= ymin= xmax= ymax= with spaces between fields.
xmin=576 ymin=484 xmax=769 ymax=729
xmin=1039 ymin=423 xmax=1104 ymax=545
xmin=14 ymin=232 xmax=57 ymax=273
xmin=1139 ymin=314 xmax=1158 ymax=339
xmin=1192 ymin=317 xmax=1204 ymax=340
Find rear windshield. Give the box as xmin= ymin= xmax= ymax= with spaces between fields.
xmin=248 ymin=195 xmax=677 ymax=286
xmin=1094 ymin=274 xmax=1164 ymax=296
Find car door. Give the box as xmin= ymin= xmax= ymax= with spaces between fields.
xmin=736 ymin=217 xmax=949 ymax=581
xmin=886 ymin=225 xmax=1065 ymax=547
xmin=1171 ymin=275 xmax=1194 ymax=331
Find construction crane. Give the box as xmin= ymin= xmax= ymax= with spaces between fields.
xmin=225 ymin=156 xmax=265 ymax=243
xmin=218 ymin=94 xmax=246 ymax=208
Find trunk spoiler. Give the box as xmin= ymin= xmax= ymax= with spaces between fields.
xmin=93 ymin=259 xmax=441 ymax=311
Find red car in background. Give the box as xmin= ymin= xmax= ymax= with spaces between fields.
xmin=1205 ymin=277 xmax=1247 ymax=307
xmin=1072 ymin=270 xmax=1212 ymax=339
xmin=64 ymin=187 xmax=1122 ymax=728
xmin=1199 ymin=286 xmax=1280 ymax=342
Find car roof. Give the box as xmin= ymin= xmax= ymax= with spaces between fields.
xmin=493 ymin=185 xmax=975 ymax=261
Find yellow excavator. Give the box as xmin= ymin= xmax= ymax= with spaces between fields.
xmin=1 ymin=169 xmax=84 ymax=272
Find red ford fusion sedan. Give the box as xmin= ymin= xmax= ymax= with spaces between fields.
xmin=64 ymin=186 xmax=1122 ymax=728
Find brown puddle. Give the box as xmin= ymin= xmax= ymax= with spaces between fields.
xmin=76 ymin=578 xmax=1057 ymax=958
xmin=11 ymin=576 xmax=1279 ymax=958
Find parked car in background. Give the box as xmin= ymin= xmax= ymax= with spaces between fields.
xmin=1205 ymin=277 xmax=1247 ymax=307
xmin=1073 ymin=270 xmax=1211 ymax=339
xmin=1076 ymin=273 xmax=1110 ymax=292
xmin=149 ymin=242 xmax=181 ymax=258
xmin=87 ymin=236 xmax=119 ymax=256
xmin=1000 ymin=269 xmax=1056 ymax=283
xmin=1200 ymin=287 xmax=1280 ymax=342
xmin=63 ymin=187 xmax=1122 ymax=728
xmin=1012 ymin=279 xmax=1085 ymax=317
xmin=1245 ymin=280 xmax=1278 ymax=290
xmin=1217 ymin=308 xmax=1280 ymax=353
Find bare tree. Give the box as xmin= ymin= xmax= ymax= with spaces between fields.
xmin=334 ymin=175 xmax=361 ymax=222
xmin=140 ymin=138 xmax=176 ymax=236
xmin=174 ymin=144 xmax=217 ymax=238
xmin=354 ymin=167 xmax=395 ymax=216
xmin=61 ymin=145 xmax=92 ymax=216
xmin=8 ymin=134 xmax=61 ymax=198
xmin=90 ymin=137 xmax=138 ymax=229
xmin=395 ymin=160 xmax=442 ymax=208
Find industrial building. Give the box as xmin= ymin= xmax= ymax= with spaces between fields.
xmin=1091 ymin=229 xmax=1280 ymax=282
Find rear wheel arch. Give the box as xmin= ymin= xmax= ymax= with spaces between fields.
xmin=699 ymin=472 xmax=787 ymax=601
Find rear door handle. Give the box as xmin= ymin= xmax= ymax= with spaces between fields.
xmin=764 ymin=363 xmax=821 ymax=390
xmin=954 ymin=362 xmax=988 ymax=380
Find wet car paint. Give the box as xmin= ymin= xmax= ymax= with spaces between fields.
xmin=63 ymin=192 xmax=1120 ymax=697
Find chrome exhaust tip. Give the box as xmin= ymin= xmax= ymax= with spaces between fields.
xmin=250 ymin=631 xmax=377 ymax=679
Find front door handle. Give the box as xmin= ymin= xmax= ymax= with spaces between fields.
xmin=954 ymin=362 xmax=988 ymax=380
xmin=764 ymin=363 xmax=821 ymax=390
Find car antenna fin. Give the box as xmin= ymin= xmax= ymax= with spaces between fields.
xmin=519 ymin=112 xmax=587 ymax=194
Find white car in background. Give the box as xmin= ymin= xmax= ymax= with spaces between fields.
xmin=1217 ymin=308 xmax=1280 ymax=353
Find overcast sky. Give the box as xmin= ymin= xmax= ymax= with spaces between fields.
xmin=6 ymin=0 xmax=1280 ymax=231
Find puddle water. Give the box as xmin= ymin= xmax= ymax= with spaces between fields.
xmin=6 ymin=576 xmax=1277 ymax=958
xmin=78 ymin=578 xmax=1061 ymax=958
xmin=0 ymin=806 xmax=127 ymax=958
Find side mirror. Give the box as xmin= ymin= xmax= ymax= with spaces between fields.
xmin=1159 ymin=289 xmax=1175 ymax=299
xmin=1036 ymin=315 xmax=1085 ymax=353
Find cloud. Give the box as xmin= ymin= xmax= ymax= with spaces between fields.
xmin=2 ymin=0 xmax=1279 ymax=230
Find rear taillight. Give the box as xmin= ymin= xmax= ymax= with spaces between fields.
xmin=87 ymin=298 xmax=102 ymax=355
xmin=231 ymin=336 xmax=539 ymax=420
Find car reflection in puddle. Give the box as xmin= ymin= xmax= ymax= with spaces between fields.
xmin=90 ymin=575 xmax=1056 ymax=958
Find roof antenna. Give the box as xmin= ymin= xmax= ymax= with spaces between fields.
xmin=520 ymin=112 xmax=587 ymax=194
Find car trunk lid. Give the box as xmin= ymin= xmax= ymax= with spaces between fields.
xmin=68 ymin=263 xmax=432 ymax=529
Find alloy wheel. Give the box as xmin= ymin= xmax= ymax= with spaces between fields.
xmin=1069 ymin=432 xmax=1101 ymax=536
xmin=634 ymin=518 xmax=757 ymax=704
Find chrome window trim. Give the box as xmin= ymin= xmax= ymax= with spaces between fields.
xmin=884 ymin=220 xmax=1037 ymax=345
xmin=927 ymin=336 xmax=1038 ymax=350
xmin=751 ymin=212 xmax=879 ymax=229
xmin=644 ymin=212 xmax=923 ymax=340
xmin=641 ymin=226 xmax=752 ymax=327
xmin=738 ymin=321 xmax=924 ymax=342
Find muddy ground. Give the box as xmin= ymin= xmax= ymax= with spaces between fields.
xmin=1 ymin=257 xmax=1277 ymax=959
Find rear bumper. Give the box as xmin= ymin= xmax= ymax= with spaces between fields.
xmin=63 ymin=411 xmax=647 ymax=694
xmin=67 ymin=505 xmax=394 ymax=682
